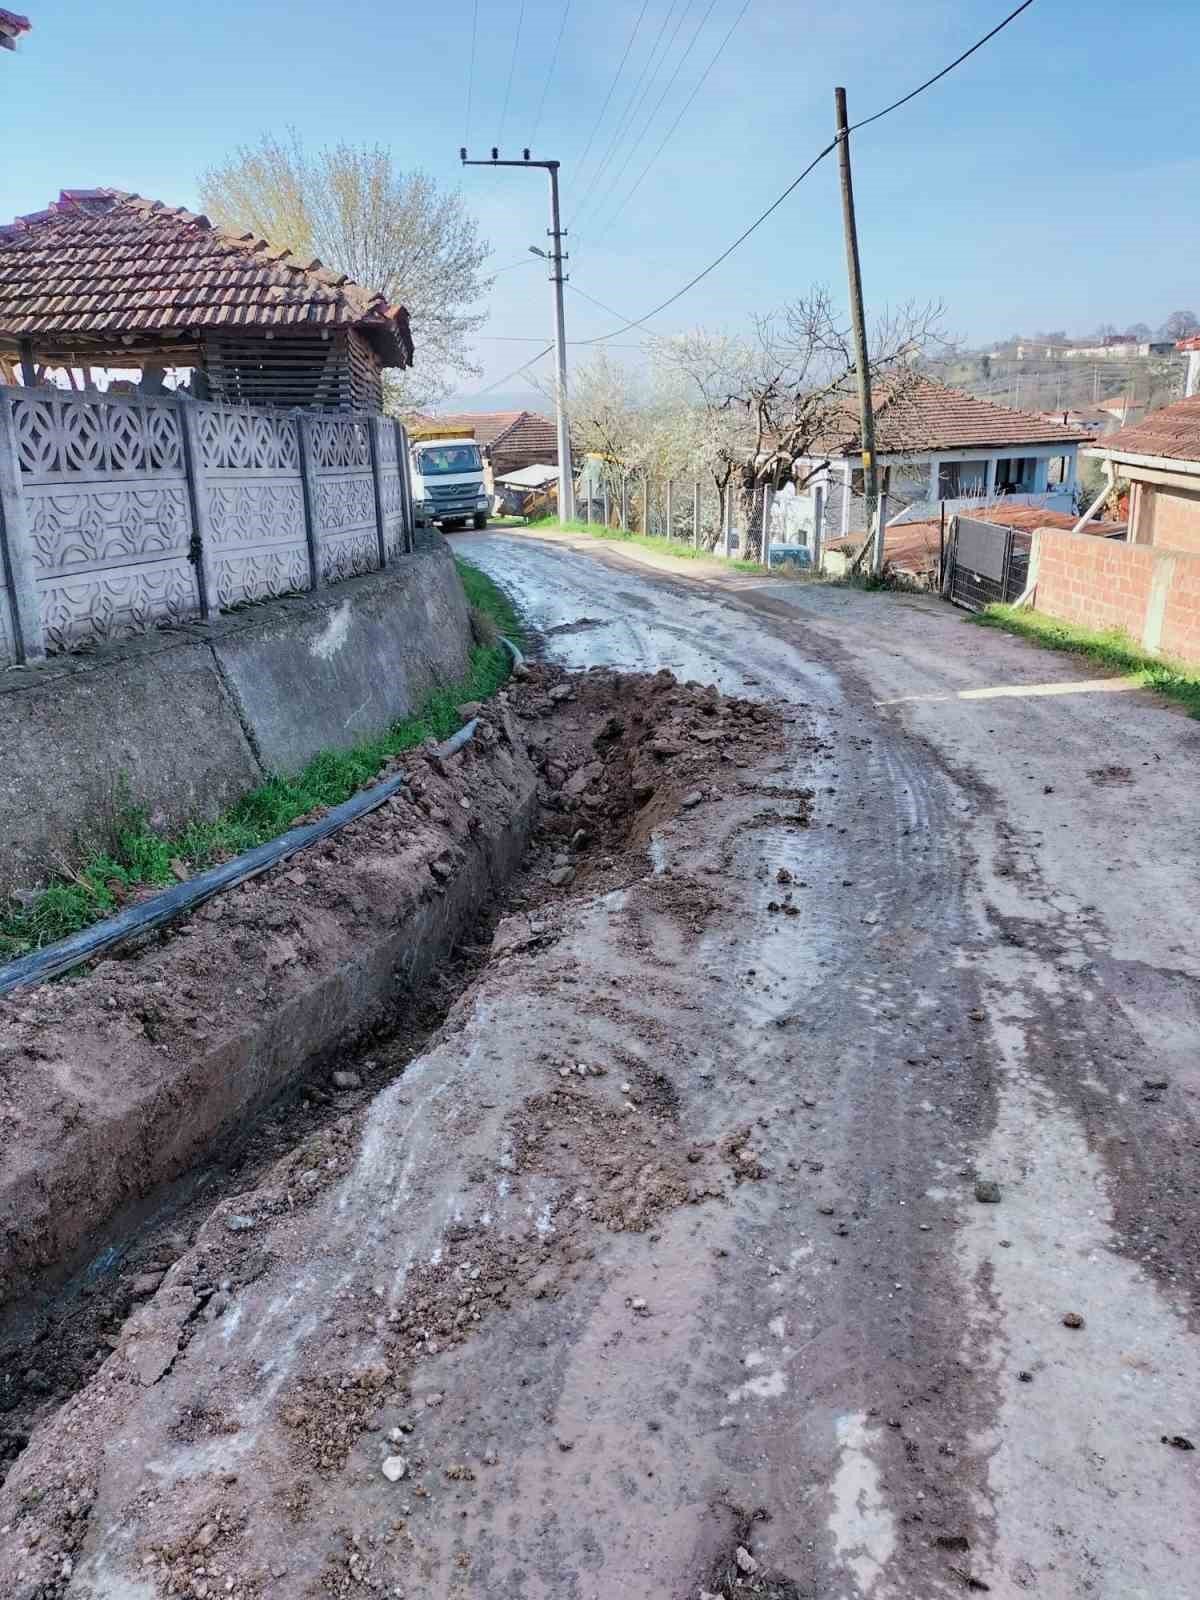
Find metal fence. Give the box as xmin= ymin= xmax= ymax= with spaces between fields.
xmin=0 ymin=386 xmax=416 ymax=662
xmin=944 ymin=514 xmax=1028 ymax=611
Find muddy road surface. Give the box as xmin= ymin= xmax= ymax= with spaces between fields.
xmin=2 ymin=531 xmax=1197 ymax=1598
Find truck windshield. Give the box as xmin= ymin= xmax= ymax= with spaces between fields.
xmin=416 ymin=444 xmax=482 ymax=476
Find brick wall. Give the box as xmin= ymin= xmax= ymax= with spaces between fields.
xmin=1146 ymin=484 xmax=1200 ymax=556
xmin=1031 ymin=527 xmax=1200 ymax=666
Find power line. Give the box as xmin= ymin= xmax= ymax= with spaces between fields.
xmin=497 ymin=0 xmax=528 ymax=147
xmin=848 ymin=0 xmax=1037 ymax=133
xmin=530 ymin=0 xmax=573 ymax=149
xmin=586 ymin=0 xmax=718 ymax=239
xmin=465 ymin=0 xmax=479 ymax=148
xmin=591 ymin=0 xmax=749 ymax=244
xmin=572 ymin=0 xmax=691 ymax=225
xmin=573 ymin=0 xmax=1038 ymax=346
xmin=474 ymin=345 xmax=555 ymax=396
xmin=571 ymin=0 xmax=652 ymax=199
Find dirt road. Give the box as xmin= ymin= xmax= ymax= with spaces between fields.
xmin=3 ymin=530 xmax=1196 ymax=1598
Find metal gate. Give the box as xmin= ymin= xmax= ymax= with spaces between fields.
xmin=945 ymin=515 xmax=1028 ymax=611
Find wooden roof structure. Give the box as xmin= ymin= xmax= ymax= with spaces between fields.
xmin=0 ymin=189 xmax=414 ymax=410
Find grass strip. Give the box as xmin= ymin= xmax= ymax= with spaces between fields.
xmin=524 ymin=516 xmax=770 ymax=575
xmin=0 ymin=560 xmax=523 ymax=960
xmin=973 ymin=604 xmax=1200 ymax=718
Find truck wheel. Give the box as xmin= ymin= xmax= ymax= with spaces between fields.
xmin=473 ymin=513 xmax=488 ymax=530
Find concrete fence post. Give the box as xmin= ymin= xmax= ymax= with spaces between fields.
xmin=602 ymin=479 xmax=611 ymax=529
xmin=0 ymin=394 xmax=46 ymax=661
xmin=295 ymin=411 xmax=324 ymax=590
xmin=693 ymin=481 xmax=701 ymax=549
xmin=812 ymin=482 xmax=825 ymax=572
xmin=665 ymin=479 xmax=674 ymax=540
xmin=176 ymin=396 xmax=221 ymax=619
xmin=367 ymin=414 xmax=388 ymax=570
xmin=641 ymin=474 xmax=649 ymax=535
xmin=722 ymin=485 xmax=734 ymax=558
xmin=621 ymin=474 xmax=629 ymax=532
xmin=762 ymin=485 xmax=774 ymax=567
xmin=396 ymin=422 xmax=415 ymax=553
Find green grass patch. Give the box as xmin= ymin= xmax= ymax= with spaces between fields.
xmin=0 ymin=564 xmax=525 ymax=962
xmin=525 ymin=517 xmax=769 ymax=575
xmin=974 ymin=604 xmax=1200 ymax=718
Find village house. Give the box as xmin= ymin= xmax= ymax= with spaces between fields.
xmin=793 ymin=375 xmax=1092 ymax=541
xmin=1083 ymin=394 xmax=1200 ymax=555
xmin=430 ymin=409 xmax=558 ymax=494
xmin=0 ymin=188 xmax=413 ymax=409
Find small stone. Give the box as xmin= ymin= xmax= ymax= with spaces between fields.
xmin=381 ymin=1455 xmax=408 ymax=1482
xmin=1018 ymin=1371 xmax=1033 ymax=1383
xmin=482 ymin=1448 xmax=498 ymax=1466
xmin=225 ymin=1214 xmax=256 ymax=1234
xmin=331 ymin=1070 xmax=362 ymax=1091
xmin=457 ymin=701 xmax=483 ymax=720
xmin=974 ymin=1179 xmax=1002 ymax=1204
xmin=558 ymin=1066 xmax=572 ymax=1078
xmin=1162 ymin=1434 xmax=1195 ymax=1450
xmin=1142 ymin=1076 xmax=1169 ymax=1090
xmin=571 ymin=828 xmax=592 ymax=850
xmin=630 ymin=1297 xmax=647 ymax=1312
xmin=556 ymin=1436 xmax=574 ymax=1451
xmin=680 ymin=790 xmax=703 ymax=809
xmin=430 ymin=858 xmax=454 ymax=882
xmin=424 ymin=1392 xmax=444 ymax=1407
xmin=195 ymin=1522 xmax=219 ymax=1550
xmin=1062 ymin=1311 xmax=1085 ymax=1329
xmin=735 ymin=1546 xmax=759 ymax=1575
xmin=548 ymin=866 xmax=575 ymax=887
xmin=549 ymin=683 xmax=573 ymax=703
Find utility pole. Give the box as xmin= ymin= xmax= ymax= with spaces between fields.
xmin=834 ymin=87 xmax=880 ymax=574
xmin=460 ymin=148 xmax=575 ymax=523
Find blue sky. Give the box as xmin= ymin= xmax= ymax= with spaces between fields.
xmin=3 ymin=0 xmax=1197 ymax=404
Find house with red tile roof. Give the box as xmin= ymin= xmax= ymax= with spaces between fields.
xmin=430 ymin=410 xmax=558 ymax=483
xmin=1084 ymin=394 xmax=1200 ymax=556
xmin=0 ymin=189 xmax=413 ymax=410
xmin=793 ymin=375 xmax=1092 ymax=542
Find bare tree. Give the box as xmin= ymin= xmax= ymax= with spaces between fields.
xmin=667 ymin=291 xmax=945 ymax=562
xmin=1160 ymin=309 xmax=1200 ymax=342
xmin=1124 ymin=321 xmax=1153 ymax=341
xmin=200 ymin=133 xmax=492 ymax=408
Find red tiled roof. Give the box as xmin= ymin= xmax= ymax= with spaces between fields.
xmin=1177 ymin=336 xmax=1200 ymax=352
xmin=813 ymin=375 xmax=1092 ymax=455
xmin=432 ymin=409 xmax=557 ymax=458
xmin=0 ymin=189 xmax=412 ymax=364
xmin=1087 ymin=395 xmax=1200 ymax=465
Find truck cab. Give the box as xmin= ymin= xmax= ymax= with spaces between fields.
xmin=409 ymin=428 xmax=489 ymax=531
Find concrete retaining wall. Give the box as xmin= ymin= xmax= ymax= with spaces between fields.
xmin=0 ymin=544 xmax=472 ymax=892
xmin=1031 ymin=527 xmax=1200 ymax=665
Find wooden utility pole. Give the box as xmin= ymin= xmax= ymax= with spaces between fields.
xmin=834 ymin=87 xmax=881 ymax=574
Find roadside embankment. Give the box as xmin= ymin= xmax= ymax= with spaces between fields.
xmin=0 ymin=701 xmax=537 ymax=1310
xmin=0 ymin=545 xmax=472 ymax=895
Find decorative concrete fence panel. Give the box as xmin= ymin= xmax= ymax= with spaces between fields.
xmin=0 ymin=387 xmax=416 ymax=665
xmin=308 ymin=415 xmax=379 ymax=584
xmin=5 ymin=390 xmax=200 ymax=653
xmin=193 ymin=402 xmax=309 ymax=608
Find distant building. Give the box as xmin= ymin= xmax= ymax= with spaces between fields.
xmin=1179 ymin=335 xmax=1200 ymax=398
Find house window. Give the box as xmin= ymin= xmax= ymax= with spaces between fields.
xmin=938 ymin=459 xmax=989 ymax=498
xmin=995 ymin=456 xmax=1036 ymax=493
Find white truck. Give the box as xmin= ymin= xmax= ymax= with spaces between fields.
xmin=409 ymin=426 xmax=489 ymax=532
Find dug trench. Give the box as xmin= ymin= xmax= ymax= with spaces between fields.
xmin=0 ymin=659 xmax=834 ymax=1596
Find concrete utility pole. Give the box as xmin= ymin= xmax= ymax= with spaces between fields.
xmin=460 ymin=148 xmax=575 ymax=524
xmin=834 ymin=87 xmax=881 ymax=574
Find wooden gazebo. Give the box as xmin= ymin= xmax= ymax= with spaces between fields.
xmin=0 ymin=188 xmax=413 ymax=410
